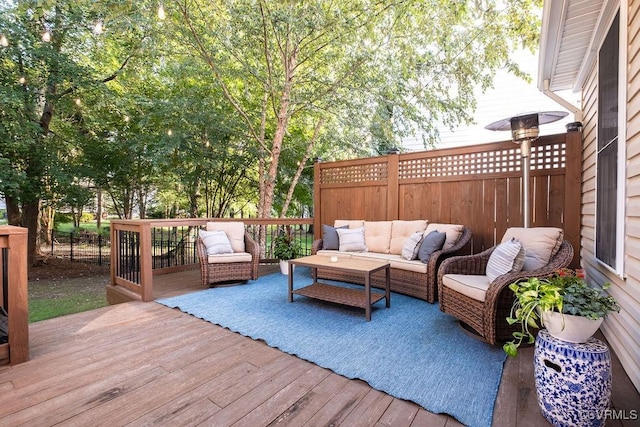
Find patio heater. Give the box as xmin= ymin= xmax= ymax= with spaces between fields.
xmin=485 ymin=111 xmax=568 ymax=228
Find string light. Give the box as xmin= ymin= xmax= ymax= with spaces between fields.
xmin=0 ymin=35 xmax=8 ymax=47
xmin=19 ymin=76 xmax=26 ymax=84
xmin=157 ymin=4 xmax=166 ymax=20
xmin=42 ymin=30 xmax=51 ymax=42
xmin=124 ymin=115 xmax=130 ymax=122
xmin=75 ymin=98 xmax=82 ymax=106
xmin=167 ymin=129 xmax=172 ymax=136
xmin=94 ymin=21 xmax=103 ymax=35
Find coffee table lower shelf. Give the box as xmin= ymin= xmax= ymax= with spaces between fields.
xmin=292 ymin=282 xmax=386 ymax=309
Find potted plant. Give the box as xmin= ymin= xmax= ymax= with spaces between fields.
xmin=503 ymin=268 xmax=620 ymax=357
xmin=273 ymin=233 xmax=301 ymax=275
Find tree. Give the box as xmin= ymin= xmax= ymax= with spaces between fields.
xmin=0 ymin=1 xmax=158 ymax=263
xmin=169 ymin=0 xmax=541 ymax=227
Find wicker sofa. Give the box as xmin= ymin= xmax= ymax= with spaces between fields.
xmin=311 ymin=220 xmax=472 ymax=302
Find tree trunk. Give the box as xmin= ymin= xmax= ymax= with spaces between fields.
xmin=5 ymin=195 xmax=21 ymax=226
xmin=22 ymin=200 xmax=41 ymax=266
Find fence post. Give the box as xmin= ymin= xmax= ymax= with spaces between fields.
xmin=98 ymin=234 xmax=102 ymax=266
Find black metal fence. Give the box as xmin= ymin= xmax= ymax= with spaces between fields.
xmin=41 ymin=230 xmax=111 ymax=266
xmin=44 ymin=221 xmax=316 ymax=270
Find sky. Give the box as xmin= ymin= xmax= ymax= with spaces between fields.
xmin=401 ymin=49 xmax=579 ymax=151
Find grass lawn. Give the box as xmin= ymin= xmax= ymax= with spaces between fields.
xmin=28 ymin=258 xmax=109 ymax=323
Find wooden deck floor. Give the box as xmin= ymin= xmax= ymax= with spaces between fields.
xmin=1 ymin=267 xmax=638 ymax=426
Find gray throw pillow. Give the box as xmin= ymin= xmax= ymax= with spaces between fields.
xmin=486 ymin=238 xmax=525 ymax=283
xmin=418 ymin=230 xmax=446 ymax=263
xmin=322 ymin=224 xmax=348 ymax=250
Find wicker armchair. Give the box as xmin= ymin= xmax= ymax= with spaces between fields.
xmin=437 ymin=239 xmax=574 ymax=345
xmin=196 ymin=232 xmax=260 ymax=286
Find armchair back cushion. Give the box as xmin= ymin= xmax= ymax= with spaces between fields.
xmin=390 ymin=220 xmax=428 ymax=254
xmin=206 ymin=221 xmax=246 ymax=253
xmin=501 ymin=227 xmax=563 ymax=271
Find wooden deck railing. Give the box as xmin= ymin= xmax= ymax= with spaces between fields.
xmin=109 ymin=218 xmax=313 ymax=302
xmin=0 ymin=226 xmax=29 ymax=365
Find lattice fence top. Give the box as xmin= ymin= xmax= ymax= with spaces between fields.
xmin=320 ymin=161 xmax=388 ymax=184
xmin=398 ymin=141 xmax=566 ymax=180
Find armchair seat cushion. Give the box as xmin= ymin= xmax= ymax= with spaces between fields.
xmin=207 ymin=252 xmax=253 ymax=264
xmin=442 ymin=274 xmax=490 ymax=302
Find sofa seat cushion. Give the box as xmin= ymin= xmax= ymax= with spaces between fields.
xmin=208 ymin=252 xmax=253 ymax=264
xmin=388 ymin=257 xmax=428 ymax=274
xmin=390 ymin=220 xmax=428 ymax=254
xmin=349 ymin=252 xmax=391 ymax=262
xmin=502 ymin=227 xmax=563 ymax=271
xmin=425 ymin=223 xmax=463 ymax=251
xmin=206 ymin=221 xmax=246 ymax=253
xmin=316 ymin=249 xmax=353 ymax=258
xmin=442 ymin=274 xmax=491 ymax=302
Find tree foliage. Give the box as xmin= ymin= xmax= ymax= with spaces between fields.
xmin=0 ymin=0 xmax=542 ymax=263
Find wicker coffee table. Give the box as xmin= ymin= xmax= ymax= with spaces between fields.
xmin=287 ymin=255 xmax=390 ymax=321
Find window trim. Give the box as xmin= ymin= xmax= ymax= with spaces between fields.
xmin=595 ymin=5 xmax=626 ymax=277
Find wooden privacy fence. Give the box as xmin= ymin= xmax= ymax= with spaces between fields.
xmin=313 ymin=131 xmax=581 ymax=266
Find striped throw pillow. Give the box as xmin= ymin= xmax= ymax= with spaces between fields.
xmin=486 ymin=238 xmax=525 ymax=283
xmin=200 ymin=230 xmax=234 ymax=255
xmin=336 ymin=227 xmax=367 ymax=252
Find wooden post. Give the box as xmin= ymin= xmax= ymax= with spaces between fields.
xmin=313 ymin=159 xmax=322 ymax=240
xmin=564 ymin=129 xmax=583 ymax=268
xmin=139 ymin=223 xmax=153 ymax=302
xmin=0 ymin=226 xmax=29 ymax=365
xmin=386 ymin=153 xmax=399 ymax=220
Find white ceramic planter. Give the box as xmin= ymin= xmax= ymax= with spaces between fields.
xmin=279 ymin=260 xmax=294 ymax=275
xmin=541 ymin=310 xmax=603 ymax=343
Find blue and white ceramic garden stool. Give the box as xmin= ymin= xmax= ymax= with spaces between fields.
xmin=534 ymin=330 xmax=612 ymax=427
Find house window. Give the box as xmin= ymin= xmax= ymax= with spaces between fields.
xmin=596 ymin=11 xmax=619 ymax=270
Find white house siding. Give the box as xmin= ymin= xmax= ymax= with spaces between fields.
xmin=580 ymin=1 xmax=640 ymax=392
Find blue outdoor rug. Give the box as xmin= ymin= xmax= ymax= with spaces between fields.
xmin=157 ymin=267 xmax=507 ymax=427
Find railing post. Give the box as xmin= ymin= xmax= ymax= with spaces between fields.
xmin=139 ymin=223 xmax=153 ymax=302
xmin=0 ymin=226 xmax=29 ymax=365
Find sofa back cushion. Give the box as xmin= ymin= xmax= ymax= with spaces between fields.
xmin=363 ymin=221 xmax=393 ymax=253
xmin=501 ymin=227 xmax=564 ymax=271
xmin=425 ymin=223 xmax=463 ymax=251
xmin=206 ymin=221 xmax=245 ymax=253
xmin=334 ymin=220 xmax=365 ymax=229
xmin=390 ymin=220 xmax=428 ymax=254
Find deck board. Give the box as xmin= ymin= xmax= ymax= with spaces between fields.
xmin=1 ymin=267 xmax=638 ymax=426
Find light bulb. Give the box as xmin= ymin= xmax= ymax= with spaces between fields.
xmin=94 ymin=21 xmax=103 ymax=35
xmin=75 ymin=98 xmax=82 ymax=106
xmin=42 ymin=31 xmax=51 ymax=42
xmin=0 ymin=35 xmax=8 ymax=47
xmin=19 ymin=76 xmax=26 ymax=84
xmin=167 ymin=129 xmax=172 ymax=136
xmin=158 ymin=4 xmax=166 ymax=20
